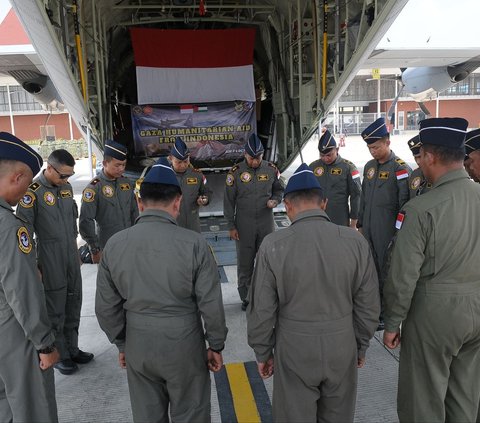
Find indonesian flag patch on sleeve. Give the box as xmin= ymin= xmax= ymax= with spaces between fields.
xmin=351 ymin=169 xmax=360 ymax=179
xmin=396 ymin=169 xmax=409 ymax=180
xmin=395 ymin=212 xmax=405 ymax=229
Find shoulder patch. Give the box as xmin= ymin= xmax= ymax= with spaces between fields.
xmin=192 ymin=168 xmax=202 ymax=174
xmin=226 ymin=173 xmax=234 ymax=187
xmin=395 ymin=158 xmax=407 ymax=166
xmin=89 ymin=178 xmax=100 ymax=186
xmin=19 ymin=192 xmax=36 ymax=208
xmin=29 ymin=182 xmax=40 ymax=192
xmin=17 ymin=226 xmax=32 ymax=254
xmin=82 ymin=188 xmax=96 ymax=202
xmin=342 ymin=159 xmax=354 ymax=166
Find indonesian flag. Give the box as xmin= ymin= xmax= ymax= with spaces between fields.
xmin=395 ymin=212 xmax=405 ymax=229
xmin=396 ymin=169 xmax=409 ymax=180
xmin=351 ymin=169 xmax=360 ymax=179
xmin=130 ymin=28 xmax=256 ymax=105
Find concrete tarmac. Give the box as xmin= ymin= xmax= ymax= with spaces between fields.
xmin=56 ymin=131 xmax=416 ymax=422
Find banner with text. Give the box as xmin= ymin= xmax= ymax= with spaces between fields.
xmin=131 ymin=101 xmax=256 ymax=162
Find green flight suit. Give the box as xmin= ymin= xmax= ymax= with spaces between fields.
xmin=309 ymin=155 xmax=362 ymax=226
xmin=96 ymin=210 xmax=227 ymax=423
xmin=224 ymin=160 xmax=284 ymax=301
xmin=175 ymin=166 xmax=211 ymax=233
xmin=408 ymin=167 xmax=432 ymax=199
xmin=17 ymin=173 xmax=82 ymax=360
xmin=358 ymin=151 xmax=411 ymax=307
xmin=247 ymin=209 xmax=380 ymax=423
xmin=0 ymin=198 xmax=58 ymax=423
xmin=384 ymin=169 xmax=480 ymax=423
xmin=79 ymin=170 xmax=138 ymax=250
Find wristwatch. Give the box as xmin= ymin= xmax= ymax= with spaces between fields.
xmin=37 ymin=343 xmax=56 ymax=354
xmin=209 ymin=346 xmax=224 ymax=354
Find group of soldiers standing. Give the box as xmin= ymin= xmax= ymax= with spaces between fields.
xmin=1 ymin=115 xmax=480 ymax=422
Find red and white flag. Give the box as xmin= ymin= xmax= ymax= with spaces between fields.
xmin=351 ymin=169 xmax=360 ymax=179
xmin=130 ymin=28 xmax=256 ymax=105
xmin=396 ymin=169 xmax=409 ymax=180
xmin=395 ymin=212 xmax=405 ymax=229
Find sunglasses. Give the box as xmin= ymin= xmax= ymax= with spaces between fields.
xmin=49 ymin=163 xmax=75 ymax=179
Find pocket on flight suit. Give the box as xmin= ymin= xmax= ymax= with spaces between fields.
xmin=38 ymin=242 xmax=67 ymax=291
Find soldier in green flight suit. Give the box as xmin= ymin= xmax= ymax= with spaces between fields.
xmin=247 ymin=163 xmax=379 ymax=423
xmin=383 ymin=118 xmax=480 ymax=423
xmin=357 ymin=117 xmax=411 ymax=330
xmin=168 ymin=137 xmax=211 ymax=232
xmin=224 ymin=133 xmax=284 ymax=310
xmin=79 ymin=140 xmax=138 ymax=263
xmin=96 ymin=157 xmax=227 ymax=423
xmin=464 ymin=127 xmax=480 ymax=423
xmin=309 ymin=129 xmax=361 ymax=227
xmin=407 ymin=135 xmax=431 ymax=199
xmin=17 ymin=149 xmax=93 ymax=375
xmin=0 ymin=132 xmax=59 ymax=423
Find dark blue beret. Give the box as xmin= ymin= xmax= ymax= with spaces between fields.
xmin=104 ymin=140 xmax=127 ymax=160
xmin=419 ymin=118 xmax=467 ymax=149
xmin=319 ymin=129 xmax=337 ymax=152
xmin=143 ymin=157 xmax=180 ymax=187
xmin=408 ymin=135 xmax=421 ymax=156
xmin=465 ymin=128 xmax=480 ymax=155
xmin=284 ymin=163 xmax=322 ymax=196
xmin=361 ymin=117 xmax=389 ymax=144
xmin=170 ymin=137 xmax=190 ymax=160
xmin=0 ymin=132 xmax=42 ymax=175
xmin=245 ymin=133 xmax=264 ymax=157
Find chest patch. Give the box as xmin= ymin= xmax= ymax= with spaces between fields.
xmin=410 ymin=176 xmax=421 ymax=190
xmin=60 ymin=190 xmax=72 ymax=199
xmin=20 ymin=193 xmax=35 ymax=208
xmin=17 ymin=227 xmax=32 ymax=254
xmin=83 ymin=188 xmax=95 ymax=202
xmin=366 ymin=167 xmax=376 ymax=180
xmin=240 ymin=172 xmax=252 ymax=183
xmin=378 ymin=171 xmax=390 ymax=180
xmin=257 ymin=174 xmax=269 ymax=181
xmin=120 ymin=183 xmax=131 ymax=191
xmin=102 ymin=185 xmax=114 ymax=197
xmin=187 ymin=177 xmax=198 ymax=185
xmin=314 ymin=166 xmax=324 ymax=177
xmin=330 ymin=168 xmax=342 ymax=175
xmin=226 ymin=174 xmax=234 ymax=187
xmin=44 ymin=191 xmax=56 ymax=206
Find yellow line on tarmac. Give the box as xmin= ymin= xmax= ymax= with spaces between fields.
xmin=225 ymin=362 xmax=261 ymax=423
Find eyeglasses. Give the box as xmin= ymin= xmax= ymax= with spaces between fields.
xmin=49 ymin=163 xmax=75 ymax=179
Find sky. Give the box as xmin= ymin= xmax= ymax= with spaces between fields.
xmin=378 ymin=0 xmax=480 ymax=49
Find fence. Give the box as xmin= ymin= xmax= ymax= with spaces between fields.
xmin=323 ymin=112 xmax=387 ymax=136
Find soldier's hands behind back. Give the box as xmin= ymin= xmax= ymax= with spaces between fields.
xmin=207 ymin=349 xmax=223 ymax=372
xmin=197 ymin=196 xmax=208 ymax=206
xmin=39 ymin=349 xmax=60 ymax=370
